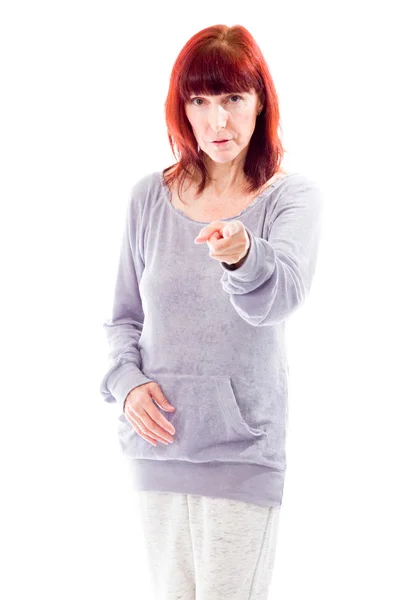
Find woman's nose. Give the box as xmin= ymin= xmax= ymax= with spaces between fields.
xmin=209 ymin=106 xmax=228 ymax=131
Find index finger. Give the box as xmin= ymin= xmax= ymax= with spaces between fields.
xmin=194 ymin=221 xmax=224 ymax=242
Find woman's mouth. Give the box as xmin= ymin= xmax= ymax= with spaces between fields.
xmin=211 ymin=139 xmax=232 ymax=146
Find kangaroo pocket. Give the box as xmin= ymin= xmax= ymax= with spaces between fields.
xmin=116 ymin=372 xmax=268 ymax=464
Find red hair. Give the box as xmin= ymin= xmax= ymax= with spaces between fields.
xmin=163 ymin=24 xmax=286 ymax=201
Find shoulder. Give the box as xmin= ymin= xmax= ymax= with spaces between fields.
xmin=275 ymin=171 xmax=324 ymax=203
xmin=270 ymin=172 xmax=325 ymax=221
xmin=277 ymin=171 xmax=322 ymax=191
xmin=129 ymin=170 xmax=162 ymax=199
xmin=127 ymin=170 xmax=164 ymax=216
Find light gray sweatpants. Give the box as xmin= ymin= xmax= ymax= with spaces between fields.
xmin=136 ymin=490 xmax=281 ymax=600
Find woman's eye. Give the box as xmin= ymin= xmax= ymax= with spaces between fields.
xmin=191 ymin=95 xmax=242 ymax=106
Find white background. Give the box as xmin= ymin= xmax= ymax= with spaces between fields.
xmin=1 ymin=1 xmax=399 ymax=599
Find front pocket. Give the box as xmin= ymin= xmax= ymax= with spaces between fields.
xmin=116 ymin=372 xmax=268 ymax=464
xmin=215 ymin=377 xmax=268 ymax=438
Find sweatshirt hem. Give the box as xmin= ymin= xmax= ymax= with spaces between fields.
xmin=122 ymin=457 xmax=285 ymax=508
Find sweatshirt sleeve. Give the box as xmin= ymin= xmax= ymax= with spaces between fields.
xmin=219 ymin=176 xmax=324 ymax=326
xmin=99 ymin=182 xmax=155 ymax=412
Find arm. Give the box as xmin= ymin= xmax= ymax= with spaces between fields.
xmin=219 ymin=177 xmax=324 ymax=326
xmin=100 ymin=183 xmax=154 ymax=412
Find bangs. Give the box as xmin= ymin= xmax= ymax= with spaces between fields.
xmin=179 ymin=45 xmax=259 ymax=101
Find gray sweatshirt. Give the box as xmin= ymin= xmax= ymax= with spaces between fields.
xmin=100 ymin=169 xmax=324 ymax=507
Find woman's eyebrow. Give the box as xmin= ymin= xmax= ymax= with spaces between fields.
xmin=189 ymin=92 xmax=246 ymax=98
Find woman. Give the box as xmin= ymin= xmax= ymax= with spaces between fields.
xmin=100 ymin=24 xmax=324 ymax=600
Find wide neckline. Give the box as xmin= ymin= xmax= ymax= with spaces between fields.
xmin=159 ymin=170 xmax=295 ymax=225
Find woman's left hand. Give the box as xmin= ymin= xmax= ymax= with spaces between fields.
xmin=194 ymin=219 xmax=250 ymax=266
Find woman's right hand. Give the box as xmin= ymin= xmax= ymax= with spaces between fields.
xmin=122 ymin=382 xmax=176 ymax=446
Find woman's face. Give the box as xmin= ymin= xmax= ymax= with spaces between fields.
xmin=184 ymin=90 xmax=263 ymax=164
